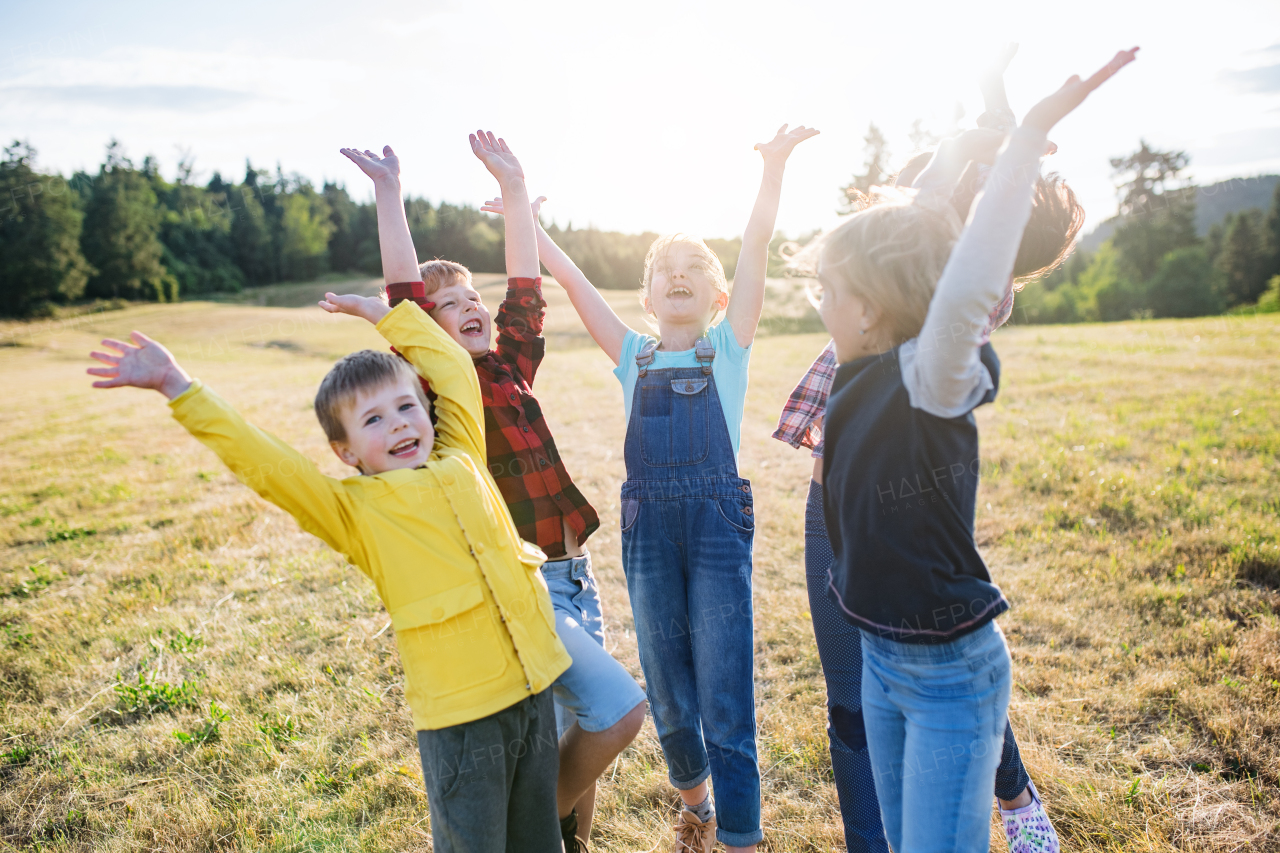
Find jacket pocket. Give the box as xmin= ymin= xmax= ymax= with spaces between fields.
xmin=392 ymin=583 xmax=486 ymax=632
xmin=392 ymin=583 xmax=509 ymax=698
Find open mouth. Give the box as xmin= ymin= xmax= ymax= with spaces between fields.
xmin=667 ymin=286 xmax=693 ymax=299
xmin=460 ymin=317 xmax=483 ymax=336
xmin=389 ymin=438 xmax=420 ymax=458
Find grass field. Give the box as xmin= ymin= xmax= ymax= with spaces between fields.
xmin=1 ymin=278 xmax=1277 ymax=851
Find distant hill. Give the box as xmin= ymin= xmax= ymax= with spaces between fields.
xmin=1080 ymin=174 xmax=1279 ymax=252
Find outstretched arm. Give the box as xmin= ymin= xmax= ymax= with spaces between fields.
xmin=912 ymin=43 xmax=1059 ymax=196
xmin=725 ymin=124 xmax=820 ymax=348
xmin=480 ymin=195 xmax=631 ymax=365
xmin=470 ymin=130 xmax=538 ymax=280
xmin=88 ymin=334 xmax=363 ymax=563
xmin=340 ymin=146 xmax=421 ymax=285
xmin=908 ymin=47 xmax=1139 ymax=417
xmin=978 ymin=43 xmax=1018 ymax=124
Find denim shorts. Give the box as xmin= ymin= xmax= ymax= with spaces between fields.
xmin=541 ymin=551 xmax=646 ymax=735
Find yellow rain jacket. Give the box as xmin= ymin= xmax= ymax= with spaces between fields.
xmin=168 ymin=300 xmax=571 ymax=730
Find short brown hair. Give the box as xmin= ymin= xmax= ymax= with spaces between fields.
xmin=314 ymin=350 xmax=429 ymax=443
xmin=1012 ymin=174 xmax=1084 ymax=284
xmin=417 ymin=259 xmax=471 ymax=298
xmin=895 ymin=155 xmax=1085 ymax=288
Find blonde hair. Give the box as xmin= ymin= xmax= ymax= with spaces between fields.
xmin=800 ymin=190 xmax=961 ymax=346
xmin=417 ymin=259 xmax=471 ymax=298
xmin=640 ymin=234 xmax=729 ymax=326
xmin=314 ymin=350 xmax=430 ymax=443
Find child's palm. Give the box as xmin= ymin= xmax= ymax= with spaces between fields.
xmin=88 ymin=333 xmax=182 ymax=392
xmin=755 ymin=124 xmax=821 ymax=162
xmin=470 ymin=131 xmax=524 ymax=182
xmin=318 ymin=292 xmax=390 ymax=324
xmin=479 ymin=195 xmax=546 ymax=218
xmin=341 ymin=146 xmax=400 ymax=182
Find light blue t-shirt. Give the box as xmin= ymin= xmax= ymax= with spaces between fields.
xmin=613 ymin=321 xmax=752 ymax=455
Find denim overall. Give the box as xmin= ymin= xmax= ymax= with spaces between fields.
xmin=619 ymin=338 xmax=762 ymax=847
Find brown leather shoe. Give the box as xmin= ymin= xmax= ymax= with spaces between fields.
xmin=560 ymin=809 xmax=589 ymax=853
xmin=673 ymin=808 xmax=715 ymax=852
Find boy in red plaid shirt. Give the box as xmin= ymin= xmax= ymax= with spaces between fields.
xmin=343 ymin=133 xmax=645 ymax=852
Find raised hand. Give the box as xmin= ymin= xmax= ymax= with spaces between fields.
xmin=1022 ymin=48 xmax=1139 ymax=134
xmin=88 ymin=332 xmax=192 ymax=400
xmin=469 ymin=131 xmax=525 ymax=185
xmin=754 ymin=124 xmax=820 ymax=166
xmin=980 ymin=42 xmax=1019 ymax=107
xmin=479 ymin=195 xmax=546 ymax=219
xmin=318 ymin=292 xmax=391 ymax=325
xmin=950 ymin=128 xmax=1009 ymax=166
xmin=340 ymin=145 xmax=401 ymax=184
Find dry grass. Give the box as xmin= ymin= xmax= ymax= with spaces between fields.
xmin=0 ymin=285 xmax=1276 ymax=851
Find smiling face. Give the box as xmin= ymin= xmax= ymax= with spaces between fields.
xmin=429 ymin=276 xmax=492 ymax=358
xmin=330 ymin=377 xmax=435 ymax=474
xmin=642 ymin=240 xmax=728 ymax=332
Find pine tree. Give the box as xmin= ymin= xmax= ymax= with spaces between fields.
xmin=838 ymin=124 xmax=889 ymax=213
xmin=0 ymin=141 xmax=93 ymax=316
xmin=1265 ymin=181 xmax=1280 ymax=281
xmin=227 ymin=163 xmax=276 ymax=286
xmin=1108 ymin=141 xmax=1198 ymax=285
xmin=1109 ymin=140 xmax=1190 ymax=217
xmin=81 ymin=141 xmax=177 ymax=301
xmin=1217 ymin=209 xmax=1270 ymax=306
xmin=1147 ymin=247 xmax=1225 ymax=318
xmin=278 ymin=182 xmax=333 ymax=281
xmin=324 ymin=182 xmax=380 ymax=274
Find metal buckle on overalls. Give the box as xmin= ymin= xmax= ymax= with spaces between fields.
xmin=694 ymin=337 xmax=715 ymax=376
xmin=635 ymin=339 xmax=658 ymax=378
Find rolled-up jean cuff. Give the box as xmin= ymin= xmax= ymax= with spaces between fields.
xmin=718 ymin=826 xmax=765 ymax=847
xmin=668 ymin=765 xmax=711 ymax=791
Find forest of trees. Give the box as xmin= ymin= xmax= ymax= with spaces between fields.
xmin=835 ymin=126 xmax=1280 ymax=323
xmin=1013 ymin=143 xmax=1280 ymax=323
xmin=2 ymin=136 xmax=1278 ymax=322
xmin=0 ymin=139 xmax=719 ymax=319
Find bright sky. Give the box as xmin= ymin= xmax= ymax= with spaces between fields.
xmin=3 ymin=0 xmax=1278 ymax=240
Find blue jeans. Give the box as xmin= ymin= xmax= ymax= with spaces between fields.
xmin=804 ymin=481 xmax=889 ymax=853
xmin=804 ymin=479 xmax=1029 ymax=850
xmin=860 ymin=621 xmax=1012 ymax=853
xmin=621 ymin=488 xmax=760 ymax=846
xmin=542 ymin=552 xmax=646 ymax=737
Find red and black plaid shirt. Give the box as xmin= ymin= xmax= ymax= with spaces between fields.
xmin=389 ymin=277 xmax=599 ymax=559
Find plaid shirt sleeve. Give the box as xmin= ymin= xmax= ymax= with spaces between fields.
xmin=493 ymin=277 xmax=547 ymax=387
xmin=772 ymin=340 xmax=837 ymax=458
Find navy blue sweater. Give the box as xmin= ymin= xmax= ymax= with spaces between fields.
xmin=822 ymin=342 xmax=1007 ymax=644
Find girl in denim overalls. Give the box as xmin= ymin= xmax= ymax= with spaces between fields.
xmin=494 ymin=125 xmax=819 ymax=852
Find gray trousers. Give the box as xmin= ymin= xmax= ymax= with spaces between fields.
xmin=416 ymin=689 xmax=561 ymax=853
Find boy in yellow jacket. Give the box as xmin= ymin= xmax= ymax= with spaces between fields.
xmin=86 ymin=133 xmax=571 ymax=852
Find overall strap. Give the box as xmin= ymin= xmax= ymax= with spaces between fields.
xmin=635 ymin=338 xmax=659 ymax=378
xmin=694 ymin=337 xmax=715 ymax=375
xmin=635 ymin=335 xmax=715 ymax=377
